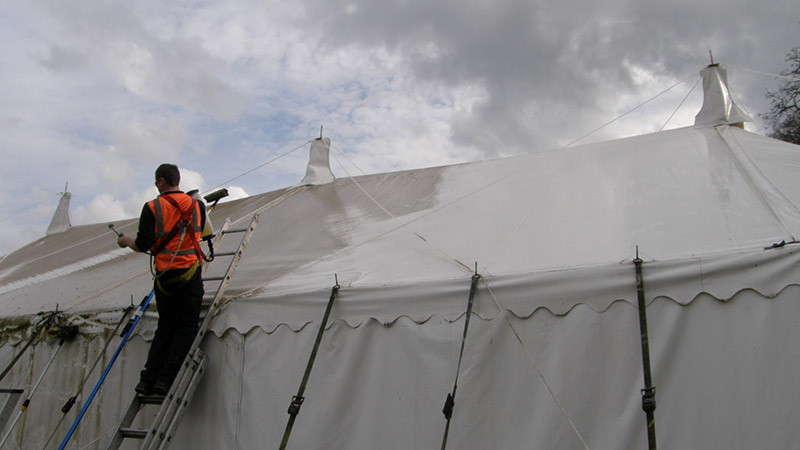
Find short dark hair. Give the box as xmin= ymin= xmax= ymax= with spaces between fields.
xmin=155 ymin=163 xmax=180 ymax=186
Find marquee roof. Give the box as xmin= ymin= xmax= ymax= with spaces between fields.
xmin=1 ymin=123 xmax=799 ymax=333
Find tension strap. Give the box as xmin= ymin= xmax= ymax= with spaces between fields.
xmin=279 ymin=282 xmax=340 ymax=450
xmin=440 ymin=272 xmax=481 ymax=450
xmin=634 ymin=254 xmax=657 ymax=450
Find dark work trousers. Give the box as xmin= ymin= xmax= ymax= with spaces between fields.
xmin=140 ymin=267 xmax=204 ymax=387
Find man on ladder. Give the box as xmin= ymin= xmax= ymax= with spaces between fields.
xmin=117 ymin=163 xmax=208 ymax=396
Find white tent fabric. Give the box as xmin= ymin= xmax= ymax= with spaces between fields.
xmin=180 ymin=287 xmax=800 ymax=450
xmin=1 ymin=64 xmax=800 ymax=449
xmin=2 ymin=127 xmax=798 ymax=324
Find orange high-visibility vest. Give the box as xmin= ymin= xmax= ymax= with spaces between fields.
xmin=147 ymin=193 xmax=203 ymax=271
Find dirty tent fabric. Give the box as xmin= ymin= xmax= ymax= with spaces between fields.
xmin=1 ymin=65 xmax=800 ymax=449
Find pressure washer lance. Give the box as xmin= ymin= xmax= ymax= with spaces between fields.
xmin=108 ymin=224 xmax=123 ymax=238
xmin=108 ymin=224 xmax=153 ymax=337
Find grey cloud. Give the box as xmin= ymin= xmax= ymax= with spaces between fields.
xmin=305 ymin=0 xmax=799 ymax=154
xmin=39 ymin=44 xmax=90 ymax=71
xmin=143 ymin=38 xmax=246 ymax=121
xmin=40 ymin=1 xmax=244 ymax=122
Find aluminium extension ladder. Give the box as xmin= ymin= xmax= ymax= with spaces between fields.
xmin=105 ymin=214 xmax=259 ymax=450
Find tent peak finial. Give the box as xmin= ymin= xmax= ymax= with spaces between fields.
xmin=694 ymin=62 xmax=752 ymax=128
xmin=300 ymin=137 xmax=335 ymax=186
xmin=46 ymin=186 xmax=72 ymax=235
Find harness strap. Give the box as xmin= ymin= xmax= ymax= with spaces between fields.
xmin=151 ymin=195 xmax=206 ymax=263
xmin=155 ymin=260 xmax=201 ymax=295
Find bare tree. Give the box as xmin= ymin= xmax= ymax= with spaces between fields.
xmin=761 ymin=47 xmax=800 ymax=144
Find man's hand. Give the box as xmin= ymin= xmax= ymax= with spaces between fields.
xmin=117 ymin=236 xmax=140 ymax=252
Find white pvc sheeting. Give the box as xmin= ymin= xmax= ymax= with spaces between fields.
xmin=171 ymin=285 xmax=800 ymax=449
xmin=3 ymin=127 xmax=798 ymax=322
xmin=3 ymin=282 xmax=799 ymax=449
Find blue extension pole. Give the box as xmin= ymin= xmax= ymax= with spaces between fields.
xmin=57 ymin=290 xmax=155 ymax=450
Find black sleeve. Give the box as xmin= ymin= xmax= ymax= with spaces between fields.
xmin=135 ymin=204 xmax=157 ymax=253
xmin=200 ymin=201 xmax=206 ymax=231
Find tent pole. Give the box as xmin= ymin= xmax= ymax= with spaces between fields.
xmin=634 ymin=249 xmax=657 ymax=450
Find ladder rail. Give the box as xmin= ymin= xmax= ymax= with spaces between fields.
xmin=152 ymin=351 xmax=208 ymax=450
xmin=201 ymin=218 xmax=232 ymax=278
xmin=141 ymin=349 xmax=207 ymax=450
xmin=191 ymin=214 xmax=259 ymax=352
xmin=105 ymin=396 xmax=144 ymax=450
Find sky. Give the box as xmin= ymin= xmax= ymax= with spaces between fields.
xmin=0 ymin=0 xmax=798 ymax=256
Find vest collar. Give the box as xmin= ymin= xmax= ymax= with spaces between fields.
xmin=159 ymin=190 xmax=184 ymax=197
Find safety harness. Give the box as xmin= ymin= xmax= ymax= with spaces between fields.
xmin=150 ymin=195 xmax=206 ymax=294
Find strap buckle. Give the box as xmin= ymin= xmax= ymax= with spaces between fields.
xmin=288 ymin=395 xmax=305 ymax=415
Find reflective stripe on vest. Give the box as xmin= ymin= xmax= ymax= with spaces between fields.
xmin=148 ymin=193 xmax=203 ymax=271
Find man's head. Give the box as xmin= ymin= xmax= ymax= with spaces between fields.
xmin=155 ymin=163 xmax=180 ymax=192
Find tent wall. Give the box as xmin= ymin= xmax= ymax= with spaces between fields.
xmin=0 ymin=332 xmax=148 ymax=450
xmin=651 ymin=287 xmax=800 ymax=450
xmin=199 ymin=287 xmax=800 ymax=450
xmin=187 ymin=285 xmax=800 ymax=450
xmin=0 ymin=283 xmax=798 ymax=449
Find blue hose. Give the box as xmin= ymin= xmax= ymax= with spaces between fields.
xmin=57 ymin=290 xmax=154 ymax=450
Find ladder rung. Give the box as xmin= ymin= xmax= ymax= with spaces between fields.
xmin=213 ymin=251 xmax=237 ymax=257
xmin=202 ymin=276 xmax=226 ymax=282
xmin=137 ymin=394 xmax=165 ymax=405
xmin=221 ymin=227 xmax=248 ymax=234
xmin=119 ymin=427 xmax=148 ymax=439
